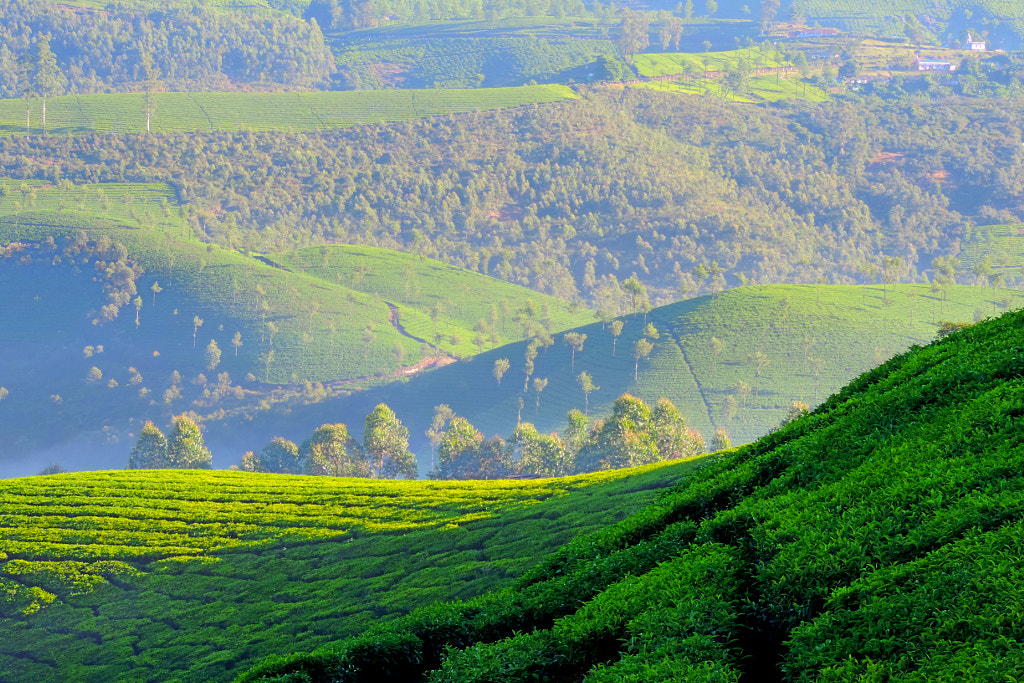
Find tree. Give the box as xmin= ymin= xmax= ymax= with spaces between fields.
xmin=150 ymin=280 xmax=162 ymax=306
xmin=705 ymin=0 xmax=717 ymax=16
xmin=509 ymin=423 xmax=570 ymax=477
xmin=533 ymin=377 xmax=548 ymax=414
xmin=87 ymin=366 xmax=103 ymax=383
xmin=493 ymin=358 xmax=510 ymax=386
xmin=652 ymin=397 xmax=704 ymax=460
xmin=140 ymin=48 xmax=161 ymax=133
xmin=363 ymin=403 xmax=416 ymax=479
xmin=192 ymin=316 xmax=203 ymax=348
xmin=710 ymin=427 xmax=731 ymax=451
xmin=434 ymin=415 xmax=485 ymax=480
xmin=127 ymin=421 xmax=171 ymax=469
xmin=232 ymin=331 xmax=243 ymax=357
xmin=576 ymin=393 xmax=658 ymax=471
xmin=783 ymin=400 xmax=810 ymax=425
xmin=710 ymin=336 xmax=725 ymax=384
xmin=167 ymin=415 xmax=212 ymax=469
xmin=617 ymin=10 xmax=650 ymax=59
xmin=301 ymin=424 xmax=368 ymax=477
xmin=643 ymin=323 xmax=659 ymax=340
xmin=0 ymin=387 xmax=7 ymax=402
xmin=133 ymin=296 xmax=143 ymax=326
xmin=610 ymin=320 xmax=624 ymax=356
xmin=257 ymin=437 xmax=302 ymax=474
xmin=578 ymin=370 xmax=598 ymax=415
xmin=564 ymin=332 xmax=586 ymax=372
xmin=622 ymin=274 xmax=649 ymax=315
xmin=749 ymin=350 xmax=770 ymax=399
xmin=205 ymin=339 xmax=222 ymax=372
xmin=684 ymin=0 xmax=694 ymax=18
xmin=633 ymin=338 xmax=653 ymax=380
xmin=33 ymin=34 xmax=66 ymax=137
xmin=425 ymin=404 xmax=455 ymax=470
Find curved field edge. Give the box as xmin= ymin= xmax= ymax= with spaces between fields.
xmin=237 ymin=307 xmax=1024 ymax=682
xmin=0 ymin=458 xmax=708 ymax=682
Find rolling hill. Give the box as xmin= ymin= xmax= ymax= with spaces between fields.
xmin=0 ymin=459 xmax=706 ymax=682
xmin=218 ymin=282 xmax=1022 ymax=475
xmin=0 ymin=198 xmax=583 ymax=471
xmin=239 ymin=301 xmax=1024 ymax=682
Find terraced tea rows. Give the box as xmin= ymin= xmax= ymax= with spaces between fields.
xmin=0 ymin=460 xmax=705 ymax=682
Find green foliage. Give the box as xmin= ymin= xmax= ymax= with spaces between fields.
xmin=258 ymin=436 xmax=303 ymax=474
xmin=127 ymin=421 xmax=171 ymax=469
xmin=0 ymin=461 xmax=703 ymax=681
xmin=238 ymin=305 xmax=1024 ymax=683
xmin=363 ymin=403 xmax=417 ymax=479
xmin=301 ymin=424 xmax=369 ymax=477
xmin=166 ymin=414 xmax=212 ymax=469
xmin=0 ymin=0 xmax=333 ymax=97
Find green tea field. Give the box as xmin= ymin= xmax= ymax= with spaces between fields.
xmin=0 ymin=459 xmax=707 ymax=682
xmin=263 ymin=282 xmax=1023 ymax=466
xmin=0 ymin=86 xmax=576 ymax=136
xmin=240 ymin=300 xmax=1024 ymax=683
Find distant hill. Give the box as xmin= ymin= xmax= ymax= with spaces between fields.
xmin=240 ymin=296 xmax=1024 ymax=683
xmin=210 ymin=282 xmax=1021 ymax=474
xmin=0 ymin=460 xmax=704 ymax=682
xmin=0 ymin=198 xmax=583 ymax=470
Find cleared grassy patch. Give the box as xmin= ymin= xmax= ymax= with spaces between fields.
xmin=271 ymin=245 xmax=586 ymax=357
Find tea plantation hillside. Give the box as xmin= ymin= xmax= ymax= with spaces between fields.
xmin=241 ymin=282 xmax=1021 ymax=469
xmin=239 ymin=304 xmax=1024 ymax=682
xmin=0 ymin=86 xmax=574 ymax=137
xmin=0 ymin=201 xmax=580 ymax=469
xmin=0 ymin=460 xmax=705 ymax=682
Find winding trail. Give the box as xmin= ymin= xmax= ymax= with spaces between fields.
xmin=249 ymin=251 xmax=451 ymax=380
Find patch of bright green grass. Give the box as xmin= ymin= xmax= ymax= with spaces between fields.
xmin=270 ymin=245 xmax=588 ymax=358
xmin=0 ymin=459 xmax=707 ymax=682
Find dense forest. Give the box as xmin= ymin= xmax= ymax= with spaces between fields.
xmin=0 ymin=0 xmax=335 ymax=95
xmin=1 ymin=89 xmax=1021 ymax=309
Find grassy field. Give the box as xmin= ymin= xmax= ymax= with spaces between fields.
xmin=0 ymin=86 xmax=576 ymax=136
xmin=633 ymin=47 xmax=789 ymax=78
xmin=630 ymin=47 xmax=830 ymax=103
xmin=270 ymin=245 xmax=585 ymax=357
xmin=240 ymin=303 xmax=1024 ymax=683
xmin=0 ymin=459 xmax=707 ymax=682
xmin=253 ymin=282 xmax=1024 ymax=470
xmin=633 ymin=74 xmax=830 ymax=103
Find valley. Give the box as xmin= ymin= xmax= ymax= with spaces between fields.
xmin=0 ymin=0 xmax=1023 ymax=679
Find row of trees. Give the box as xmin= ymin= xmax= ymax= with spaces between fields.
xmin=432 ymin=394 xmax=715 ymax=479
xmin=0 ymin=0 xmax=335 ymax=99
xmin=239 ymin=403 xmax=417 ymax=479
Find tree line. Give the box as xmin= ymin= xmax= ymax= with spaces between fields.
xmin=0 ymin=0 xmax=335 ymax=98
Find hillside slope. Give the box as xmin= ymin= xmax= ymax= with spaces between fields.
xmin=0 ymin=460 xmax=705 ymax=682
xmin=0 ymin=207 xmax=581 ymax=471
xmin=228 ymin=282 xmax=1019 ymax=471
xmin=239 ymin=305 xmax=1024 ymax=681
